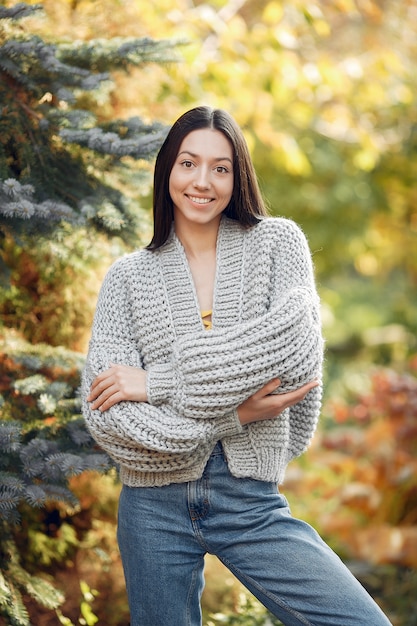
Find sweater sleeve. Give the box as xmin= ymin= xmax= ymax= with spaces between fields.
xmin=81 ymin=260 xmax=243 ymax=467
xmin=146 ymin=219 xmax=324 ymax=420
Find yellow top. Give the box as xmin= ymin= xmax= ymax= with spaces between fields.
xmin=201 ymin=310 xmax=212 ymax=330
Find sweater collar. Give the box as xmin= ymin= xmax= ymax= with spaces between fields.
xmin=157 ymin=216 xmax=245 ymax=335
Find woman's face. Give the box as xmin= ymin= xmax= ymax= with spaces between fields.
xmin=169 ymin=128 xmax=234 ymax=230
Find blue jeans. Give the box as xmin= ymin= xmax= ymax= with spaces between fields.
xmin=117 ymin=443 xmax=392 ymax=626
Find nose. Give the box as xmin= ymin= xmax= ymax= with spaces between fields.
xmin=193 ymin=166 xmax=211 ymax=190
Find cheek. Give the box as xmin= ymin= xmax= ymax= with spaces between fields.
xmin=224 ymin=181 xmax=234 ymax=201
xmin=169 ymin=170 xmax=185 ymax=196
xmin=168 ymin=174 xmax=178 ymax=201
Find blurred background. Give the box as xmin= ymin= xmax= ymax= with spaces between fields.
xmin=0 ymin=1 xmax=416 ymax=624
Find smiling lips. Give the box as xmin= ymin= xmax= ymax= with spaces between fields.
xmin=187 ymin=195 xmax=213 ymax=204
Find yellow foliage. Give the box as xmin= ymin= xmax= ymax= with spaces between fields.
xmin=262 ymin=2 xmax=284 ymax=26
xmin=28 ymin=523 xmax=79 ymax=567
xmin=280 ymin=134 xmax=312 ymax=176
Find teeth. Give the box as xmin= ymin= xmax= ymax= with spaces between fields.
xmin=189 ymin=196 xmax=212 ymax=204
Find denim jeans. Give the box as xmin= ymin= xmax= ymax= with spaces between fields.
xmin=117 ymin=442 xmax=392 ymax=626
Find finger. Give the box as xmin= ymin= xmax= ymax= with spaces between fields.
xmin=254 ymin=378 xmax=281 ymax=398
xmin=265 ymin=382 xmax=317 ymax=411
xmin=88 ymin=386 xmax=105 ymax=402
xmin=89 ymin=382 xmax=121 ymax=408
xmin=279 ymin=380 xmax=319 ymax=399
xmin=91 ymin=364 xmax=119 ymax=386
xmin=301 ymin=380 xmax=320 ymax=393
xmin=91 ymin=390 xmax=121 ymax=412
xmin=287 ymin=385 xmax=313 ymax=402
xmin=88 ymin=371 xmax=116 ymax=400
xmin=87 ymin=385 xmax=102 ymax=401
xmin=284 ymin=381 xmax=318 ymax=403
xmin=89 ymin=375 xmax=107 ymax=397
xmin=89 ymin=380 xmax=119 ymax=407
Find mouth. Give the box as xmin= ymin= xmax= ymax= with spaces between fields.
xmin=187 ymin=195 xmax=213 ymax=205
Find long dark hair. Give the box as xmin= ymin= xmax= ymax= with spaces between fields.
xmin=146 ymin=106 xmax=269 ymax=250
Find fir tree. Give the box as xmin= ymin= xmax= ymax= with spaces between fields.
xmin=0 ymin=3 xmax=177 ymax=623
xmin=0 ymin=334 xmax=112 ymax=624
xmin=0 ymin=2 xmax=171 ymax=242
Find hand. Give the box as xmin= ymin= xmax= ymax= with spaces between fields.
xmin=87 ymin=363 xmax=147 ymax=412
xmin=237 ymin=378 xmax=319 ymax=426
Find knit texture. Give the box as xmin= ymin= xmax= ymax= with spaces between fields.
xmin=82 ymin=216 xmax=324 ymax=486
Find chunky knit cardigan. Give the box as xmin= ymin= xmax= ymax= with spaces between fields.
xmin=82 ymin=216 xmax=324 ymax=487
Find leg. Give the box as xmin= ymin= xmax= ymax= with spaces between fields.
xmin=219 ymin=514 xmax=392 ymax=626
xmin=200 ymin=450 xmax=393 ymax=626
xmin=117 ymin=483 xmax=206 ymax=626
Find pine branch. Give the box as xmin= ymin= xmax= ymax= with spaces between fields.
xmin=0 ymin=4 xmax=172 ymax=242
xmin=66 ymin=419 xmax=94 ymax=446
xmin=57 ymin=36 xmax=179 ymax=72
xmin=83 ymin=453 xmax=112 ymax=473
xmin=60 ymin=125 xmax=167 ymax=159
xmin=0 ymin=422 xmax=21 ymax=453
xmin=25 ymin=575 xmax=64 ymax=610
xmin=44 ymin=452 xmax=86 ymax=479
xmin=23 ymin=484 xmax=46 ymax=508
xmin=0 ymin=508 xmax=21 ymax=525
xmin=0 ymin=3 xmax=43 ymax=21
xmin=0 ymin=569 xmax=12 ymax=610
xmin=41 ymin=484 xmax=79 ymax=507
xmin=12 ymin=374 xmax=48 ymax=395
xmin=0 ymin=487 xmax=21 ymax=512
xmin=0 ymin=473 xmax=25 ymax=493
xmin=0 ymin=179 xmax=82 ymax=224
xmin=0 ymin=37 xmax=109 ymax=96
xmin=1 ymin=536 xmax=63 ymax=618
xmin=0 ymin=579 xmax=29 ymax=626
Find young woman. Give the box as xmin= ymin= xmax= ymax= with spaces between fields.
xmin=82 ymin=106 xmax=392 ymax=626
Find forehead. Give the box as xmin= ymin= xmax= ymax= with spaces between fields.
xmin=178 ymin=128 xmax=233 ymax=159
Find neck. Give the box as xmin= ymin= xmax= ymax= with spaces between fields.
xmin=174 ymin=218 xmax=221 ymax=259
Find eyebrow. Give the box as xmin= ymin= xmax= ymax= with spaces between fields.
xmin=177 ymin=150 xmax=233 ymax=165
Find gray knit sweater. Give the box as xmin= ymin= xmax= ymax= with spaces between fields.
xmin=82 ymin=216 xmax=323 ymax=486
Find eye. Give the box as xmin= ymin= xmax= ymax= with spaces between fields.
xmin=180 ymin=160 xmax=194 ymax=168
xmin=214 ymin=165 xmax=229 ymax=174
